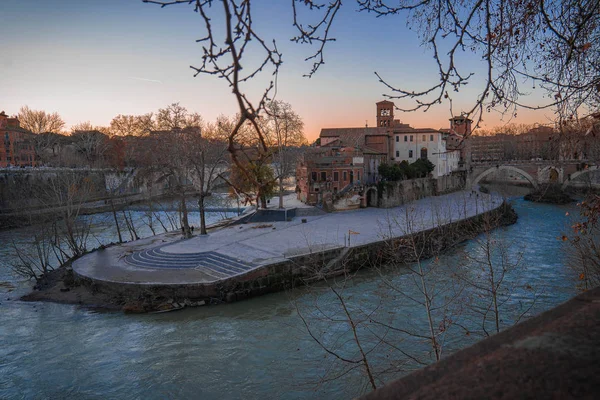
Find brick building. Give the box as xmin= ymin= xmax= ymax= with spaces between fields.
xmin=470 ymin=125 xmax=558 ymax=162
xmin=470 ymin=134 xmax=510 ymax=162
xmin=0 ymin=111 xmax=36 ymax=168
xmin=296 ymin=144 xmax=366 ymax=205
xmin=296 ymin=101 xmax=463 ymax=206
xmin=317 ymin=101 xmax=460 ymax=179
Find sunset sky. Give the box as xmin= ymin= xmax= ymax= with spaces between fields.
xmin=2 ymin=0 xmax=555 ymax=141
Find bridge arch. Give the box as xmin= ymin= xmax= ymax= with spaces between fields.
xmin=471 ymin=165 xmax=539 ymax=189
xmin=561 ymin=166 xmax=599 ymax=190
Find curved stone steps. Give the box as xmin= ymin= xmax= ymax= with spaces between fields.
xmin=124 ymin=247 xmax=255 ymax=279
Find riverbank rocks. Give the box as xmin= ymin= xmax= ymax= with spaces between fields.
xmin=524 ymin=184 xmax=574 ymax=204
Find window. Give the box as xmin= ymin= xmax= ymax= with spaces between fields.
xmin=430 ymin=134 xmax=434 ymax=142
xmin=311 ymin=172 xmax=317 ymax=182
xmin=395 ymin=150 xmax=399 ymax=157
xmin=357 ymin=171 xmax=360 ymax=181
xmin=320 ymin=171 xmax=327 ymax=181
xmin=333 ymin=171 xmax=339 ymax=181
xmin=343 ymin=171 xmax=347 ymax=181
xmin=404 ymin=135 xmax=407 ymax=142
xmin=395 ymin=135 xmax=399 ymax=142
xmin=422 ymin=135 xmax=426 ymax=141
xmin=410 ymin=135 xmax=413 ymax=142
xmin=409 ymin=150 xmax=413 ymax=158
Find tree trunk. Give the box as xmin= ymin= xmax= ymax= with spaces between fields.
xmin=180 ymin=191 xmax=192 ymax=238
xmin=279 ymin=176 xmax=284 ymax=209
xmin=260 ymin=194 xmax=267 ymax=209
xmin=110 ymin=198 xmax=123 ymax=243
xmin=199 ymin=194 xmax=207 ymax=235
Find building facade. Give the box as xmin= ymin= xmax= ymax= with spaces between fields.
xmin=470 ymin=125 xmax=560 ymax=163
xmin=296 ymin=101 xmax=464 ymax=206
xmin=0 ymin=111 xmax=36 ymax=168
xmin=296 ymin=145 xmax=366 ymax=205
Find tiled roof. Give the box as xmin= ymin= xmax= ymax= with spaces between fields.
xmin=320 ymin=127 xmax=388 ymax=148
xmin=320 ymin=127 xmax=387 ymax=137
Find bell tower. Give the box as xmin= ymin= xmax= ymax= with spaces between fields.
xmin=376 ymin=100 xmax=394 ymax=127
xmin=450 ymin=115 xmax=472 ymax=136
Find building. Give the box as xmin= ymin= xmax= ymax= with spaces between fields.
xmin=443 ymin=116 xmax=472 ymax=168
xmin=296 ymin=144 xmax=366 ymax=205
xmin=316 ymin=101 xmax=460 ymax=179
xmin=517 ymin=125 xmax=556 ymax=160
xmin=470 ymin=134 xmax=510 ymax=162
xmin=389 ymin=124 xmax=457 ymax=178
xmin=296 ymin=101 xmax=464 ymax=206
xmin=469 ymin=124 xmax=559 ymax=162
xmin=0 ymin=111 xmax=36 ymax=168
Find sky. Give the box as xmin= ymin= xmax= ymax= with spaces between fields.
xmin=1 ymin=0 xmax=556 ymax=141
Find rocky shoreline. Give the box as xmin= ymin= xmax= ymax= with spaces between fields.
xmin=524 ymin=184 xmax=575 ymax=204
xmin=21 ymin=202 xmax=518 ymax=313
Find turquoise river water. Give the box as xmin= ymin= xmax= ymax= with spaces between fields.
xmin=0 ymin=197 xmax=582 ymax=399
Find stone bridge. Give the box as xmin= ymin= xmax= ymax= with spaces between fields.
xmin=467 ymin=161 xmax=599 ymax=190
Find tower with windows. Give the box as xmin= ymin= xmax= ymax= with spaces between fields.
xmin=376 ymin=100 xmax=394 ymax=127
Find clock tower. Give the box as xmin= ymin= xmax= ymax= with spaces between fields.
xmin=376 ymin=100 xmax=394 ymax=127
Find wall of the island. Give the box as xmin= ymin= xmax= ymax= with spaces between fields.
xmin=377 ymin=174 xmax=465 ymax=208
xmin=74 ymin=202 xmax=516 ymax=311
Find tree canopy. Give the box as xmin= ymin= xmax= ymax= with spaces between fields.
xmin=18 ymin=106 xmax=65 ymax=134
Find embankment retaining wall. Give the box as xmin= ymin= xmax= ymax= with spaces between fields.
xmin=74 ymin=202 xmax=516 ymax=311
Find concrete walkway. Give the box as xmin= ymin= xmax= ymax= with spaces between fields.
xmin=73 ymin=190 xmax=502 ymax=285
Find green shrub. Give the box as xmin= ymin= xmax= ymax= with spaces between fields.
xmin=378 ymin=159 xmax=435 ymax=181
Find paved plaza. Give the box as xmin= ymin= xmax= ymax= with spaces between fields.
xmin=73 ymin=190 xmax=502 ymax=285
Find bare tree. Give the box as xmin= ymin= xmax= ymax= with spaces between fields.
xmin=136 ymin=113 xmax=157 ymax=136
xmin=18 ymin=106 xmax=65 ymax=134
xmin=71 ymin=121 xmax=111 ymax=135
xmin=70 ymin=130 xmax=112 ymax=168
xmin=454 ymin=214 xmax=537 ymax=336
xmin=147 ymin=1 xmax=599 ymax=137
xmin=8 ymin=223 xmax=55 ymax=281
xmin=187 ymin=123 xmax=229 ymax=234
xmin=377 ymin=205 xmax=467 ymax=362
xmin=45 ymin=173 xmax=95 ymax=259
xmin=31 ymin=132 xmax=68 ymax=166
xmin=295 ymin=274 xmax=380 ymax=394
xmin=264 ymin=100 xmax=307 ymax=208
xmin=351 ymin=1 xmax=598 ymax=126
xmin=109 ymin=114 xmax=157 ymax=137
xmin=156 ymin=102 xmax=203 ymax=131
xmin=145 ymin=0 xmax=283 ymax=209
xmin=139 ymin=129 xmax=198 ymax=237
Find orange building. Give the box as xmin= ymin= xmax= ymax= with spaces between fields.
xmin=0 ymin=111 xmax=36 ymax=167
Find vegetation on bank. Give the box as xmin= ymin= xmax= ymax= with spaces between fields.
xmin=378 ymin=159 xmax=436 ymax=181
xmin=524 ymin=184 xmax=574 ymax=204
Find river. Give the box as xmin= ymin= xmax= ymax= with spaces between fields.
xmin=0 ymin=195 xmax=581 ymax=399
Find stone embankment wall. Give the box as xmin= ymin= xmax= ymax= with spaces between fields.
xmin=74 ymin=202 xmax=516 ymax=312
xmin=0 ymin=169 xmax=146 ymax=212
xmin=378 ymin=172 xmax=465 ymax=208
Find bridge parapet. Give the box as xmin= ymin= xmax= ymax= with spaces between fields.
xmin=468 ymin=160 xmax=598 ymax=189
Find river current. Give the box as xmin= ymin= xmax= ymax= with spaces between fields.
xmin=0 ymin=196 xmax=581 ymax=399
